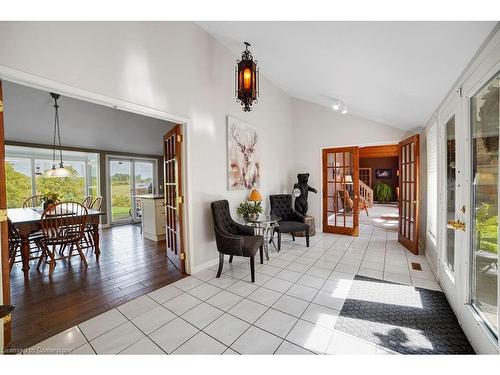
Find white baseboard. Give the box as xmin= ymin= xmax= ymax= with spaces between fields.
xmin=190 ymin=256 xmax=220 ymax=275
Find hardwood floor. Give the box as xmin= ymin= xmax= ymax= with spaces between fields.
xmin=8 ymin=224 xmax=184 ymax=349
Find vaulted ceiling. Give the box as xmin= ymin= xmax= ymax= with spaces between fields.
xmin=198 ymin=21 xmax=496 ymax=130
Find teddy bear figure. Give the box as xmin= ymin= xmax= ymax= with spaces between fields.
xmin=293 ymin=173 xmax=317 ymax=216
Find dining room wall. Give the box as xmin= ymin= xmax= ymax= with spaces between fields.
xmin=0 ymin=22 xmax=294 ymax=273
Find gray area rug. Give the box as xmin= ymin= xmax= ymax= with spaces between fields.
xmin=335 ymin=275 xmax=475 ymax=354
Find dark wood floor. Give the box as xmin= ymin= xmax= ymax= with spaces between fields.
xmin=9 ymin=224 xmax=184 ymax=349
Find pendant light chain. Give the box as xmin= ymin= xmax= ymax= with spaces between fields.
xmin=47 ymin=92 xmax=71 ymax=177
xmin=54 ymin=96 xmax=64 ymax=167
xmin=52 ymin=97 xmax=58 ymax=169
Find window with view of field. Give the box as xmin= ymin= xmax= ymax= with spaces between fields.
xmin=5 ymin=146 xmax=99 ymax=208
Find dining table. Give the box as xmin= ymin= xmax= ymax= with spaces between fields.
xmin=8 ymin=207 xmax=105 ymax=278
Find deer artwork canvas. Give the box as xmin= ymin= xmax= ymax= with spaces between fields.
xmin=227 ymin=116 xmax=261 ymax=190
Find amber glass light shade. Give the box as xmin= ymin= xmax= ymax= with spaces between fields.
xmin=235 ymin=42 xmax=259 ymax=112
xmin=243 ymin=68 xmax=252 ymax=90
xmin=248 ymin=189 xmax=262 ymax=202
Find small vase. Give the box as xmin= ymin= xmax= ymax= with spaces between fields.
xmin=249 ymin=213 xmax=259 ymax=220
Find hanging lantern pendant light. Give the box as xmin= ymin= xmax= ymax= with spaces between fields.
xmin=235 ymin=42 xmax=259 ymax=112
xmin=47 ymin=93 xmax=71 ymax=178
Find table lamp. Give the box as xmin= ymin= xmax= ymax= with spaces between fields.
xmin=248 ymin=189 xmax=262 ymax=201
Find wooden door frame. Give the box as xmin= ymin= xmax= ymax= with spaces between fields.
xmin=322 ymin=146 xmax=360 ymax=236
xmin=163 ymin=124 xmax=186 ymax=274
xmin=397 ymin=134 xmax=420 ymax=254
xmin=0 ymin=81 xmax=11 ymax=349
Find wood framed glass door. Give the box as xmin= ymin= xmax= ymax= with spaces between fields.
xmin=0 ymin=80 xmax=12 ymax=350
xmin=164 ymin=125 xmax=185 ymax=273
xmin=322 ymin=146 xmax=359 ymax=236
xmin=398 ymin=135 xmax=420 ymax=254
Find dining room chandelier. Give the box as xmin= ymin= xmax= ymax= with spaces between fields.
xmin=235 ymin=42 xmax=259 ymax=112
xmin=46 ymin=92 xmax=72 ymax=177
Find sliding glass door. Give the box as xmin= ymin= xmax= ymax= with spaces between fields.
xmin=109 ymin=159 xmax=133 ymax=222
xmin=108 ymin=157 xmax=157 ymax=224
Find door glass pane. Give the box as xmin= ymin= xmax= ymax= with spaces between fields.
xmin=471 ymin=73 xmax=499 ymax=336
xmin=110 ymin=160 xmax=132 ymax=222
xmin=446 ymin=115 xmax=456 ymax=274
xmin=35 ymin=159 xmax=86 ymax=202
xmin=88 ymin=154 xmax=100 ymax=201
xmin=5 ymin=157 xmax=33 ymax=208
xmin=134 ymin=161 xmax=155 ymax=219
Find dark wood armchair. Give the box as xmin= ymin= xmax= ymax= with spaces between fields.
xmin=211 ymin=200 xmax=264 ymax=282
xmin=269 ymin=194 xmax=310 ymax=250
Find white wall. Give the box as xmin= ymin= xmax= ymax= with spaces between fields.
xmin=0 ymin=22 xmax=293 ymax=272
xmin=290 ymin=98 xmax=410 ymax=226
xmin=3 ymin=81 xmax=174 ymax=155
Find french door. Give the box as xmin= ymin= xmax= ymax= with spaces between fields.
xmin=398 ymin=135 xmax=420 ymax=254
xmin=108 ymin=157 xmax=156 ymax=224
xmin=322 ymin=146 xmax=359 ymax=236
xmin=438 ymin=97 xmax=462 ymax=311
xmin=164 ymin=125 xmax=185 ymax=273
xmin=0 ymin=80 xmax=12 ymax=349
xmin=458 ymin=69 xmax=499 ymax=353
xmin=437 ymin=66 xmax=500 ymax=353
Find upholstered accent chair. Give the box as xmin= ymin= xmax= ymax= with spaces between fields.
xmin=211 ymin=200 xmax=264 ymax=282
xmin=269 ymin=194 xmax=309 ymax=250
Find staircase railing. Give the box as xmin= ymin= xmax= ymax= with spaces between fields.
xmin=359 ymin=180 xmax=374 ymax=207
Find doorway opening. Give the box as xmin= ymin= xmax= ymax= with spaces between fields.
xmin=0 ymin=78 xmax=189 ymax=350
xmin=358 ymin=144 xmax=399 ymax=231
xmin=322 ymin=137 xmax=420 ymax=254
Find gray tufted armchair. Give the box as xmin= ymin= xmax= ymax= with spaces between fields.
xmin=269 ymin=194 xmax=310 ymax=250
xmin=211 ymin=200 xmax=264 ymax=282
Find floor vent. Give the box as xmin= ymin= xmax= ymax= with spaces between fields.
xmin=411 ymin=262 xmax=422 ymax=271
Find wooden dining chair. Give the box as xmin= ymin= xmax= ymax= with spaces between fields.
xmin=82 ymin=195 xmax=92 ymax=208
xmin=82 ymin=196 xmax=103 ymax=250
xmin=37 ymin=202 xmax=89 ymax=276
xmin=8 ymin=219 xmax=43 ymax=273
xmin=90 ymin=196 xmax=103 ymax=211
xmin=23 ymin=195 xmax=43 ymax=208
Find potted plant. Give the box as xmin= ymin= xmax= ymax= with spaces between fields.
xmin=373 ymin=182 xmax=393 ymax=203
xmin=41 ymin=192 xmax=59 ymax=210
xmin=236 ymin=201 xmax=263 ymax=220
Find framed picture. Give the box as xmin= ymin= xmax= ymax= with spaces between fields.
xmin=227 ymin=116 xmax=261 ymax=190
xmin=375 ymin=168 xmax=392 ymax=179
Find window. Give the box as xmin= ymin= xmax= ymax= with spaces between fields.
xmin=35 ymin=159 xmax=87 ymax=202
xmin=5 ymin=145 xmax=99 ymax=208
xmin=426 ymin=119 xmax=438 ymax=243
xmin=5 ymin=157 xmax=33 ymax=208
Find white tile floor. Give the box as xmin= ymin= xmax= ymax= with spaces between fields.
xmin=30 ymin=224 xmax=440 ymax=355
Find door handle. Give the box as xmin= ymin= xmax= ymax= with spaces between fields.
xmin=447 ymin=219 xmax=466 ymax=231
